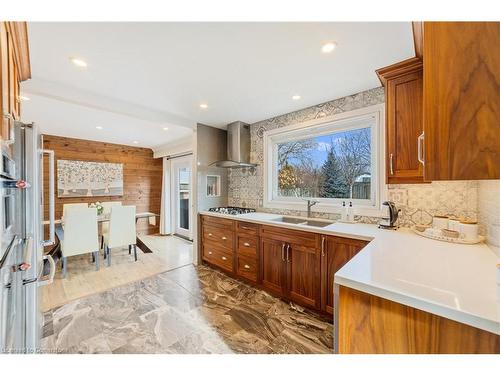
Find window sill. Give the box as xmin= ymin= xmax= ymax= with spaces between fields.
xmin=263 ymin=199 xmax=386 ymax=218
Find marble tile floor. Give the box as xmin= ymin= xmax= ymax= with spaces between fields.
xmin=40 ymin=264 xmax=333 ymax=354
xmin=41 ymin=235 xmax=193 ymax=312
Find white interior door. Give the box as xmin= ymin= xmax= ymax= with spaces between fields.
xmin=171 ymin=156 xmax=192 ymax=239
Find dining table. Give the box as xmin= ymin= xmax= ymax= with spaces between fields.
xmin=42 ymin=212 xmax=160 ymax=264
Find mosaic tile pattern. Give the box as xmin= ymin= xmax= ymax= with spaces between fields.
xmin=40 ymin=265 xmax=333 ymax=354
xmin=227 ymin=87 xmax=479 ymax=228
xmin=478 ymin=180 xmax=500 ymax=253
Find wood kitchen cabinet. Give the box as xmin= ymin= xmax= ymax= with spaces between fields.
xmin=338 ymin=286 xmax=500 ymax=354
xmin=287 ymin=242 xmax=321 ymax=309
xmin=200 ymin=214 xmax=367 ymax=314
xmin=377 ymin=57 xmax=425 ymax=184
xmin=422 ymin=22 xmax=500 ymax=180
xmin=260 ymin=225 xmax=321 ymax=309
xmin=321 ymin=235 xmax=368 ymax=314
xmin=0 ymin=22 xmax=30 ymax=146
xmin=260 ymin=237 xmax=287 ymax=297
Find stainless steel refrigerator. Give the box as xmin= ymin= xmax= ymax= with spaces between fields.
xmin=0 ymin=118 xmax=55 ymax=353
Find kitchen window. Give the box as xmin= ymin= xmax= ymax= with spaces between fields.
xmin=263 ymin=105 xmax=385 ymax=215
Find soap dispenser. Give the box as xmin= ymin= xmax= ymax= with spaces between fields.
xmin=347 ymin=201 xmax=353 ymax=222
xmin=341 ymin=201 xmax=347 ymax=221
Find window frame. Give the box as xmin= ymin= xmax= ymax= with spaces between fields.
xmin=263 ymin=104 xmax=387 ymax=217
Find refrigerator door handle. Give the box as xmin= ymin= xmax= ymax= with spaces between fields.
xmin=37 ymin=254 xmax=55 ymax=286
xmin=18 ymin=236 xmax=33 ymax=271
xmin=41 ymin=150 xmax=55 ymax=246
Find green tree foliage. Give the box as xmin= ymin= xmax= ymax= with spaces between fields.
xmin=320 ymin=148 xmax=349 ymax=198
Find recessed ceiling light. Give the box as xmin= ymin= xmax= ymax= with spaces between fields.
xmin=199 ymin=103 xmax=208 ymax=109
xmin=18 ymin=95 xmax=30 ymax=101
xmin=321 ymin=42 xmax=337 ymax=53
xmin=70 ymin=57 xmax=88 ymax=68
xmin=133 ymin=141 xmax=139 ymax=144
xmin=163 ymin=127 xmax=169 ymax=131
xmin=95 ymin=126 xmax=103 ymax=130
xmin=292 ymin=95 xmax=301 ymax=100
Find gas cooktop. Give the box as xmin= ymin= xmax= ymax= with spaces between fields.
xmin=207 ymin=207 xmax=256 ymax=215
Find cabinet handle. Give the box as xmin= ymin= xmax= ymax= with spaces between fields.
xmin=244 ymin=264 xmax=250 ymax=269
xmin=286 ymin=244 xmax=291 ymax=263
xmin=417 ymin=132 xmax=425 ymax=165
xmin=221 ymin=236 xmax=227 ymax=240
xmin=208 ymin=233 xmax=213 ymax=237
xmin=281 ymin=243 xmax=286 ymax=262
xmin=389 ymin=153 xmax=394 ymax=175
xmin=241 ymin=226 xmax=250 ymax=230
xmin=221 ymin=256 xmax=227 ymax=261
xmin=208 ymin=251 xmax=213 ymax=255
xmin=243 ymin=242 xmax=250 ymax=247
xmin=321 ymin=236 xmax=326 ymax=257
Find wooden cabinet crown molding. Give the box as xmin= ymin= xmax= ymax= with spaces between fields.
xmin=376 ymin=56 xmax=422 ymax=86
xmin=5 ymin=22 xmax=31 ymax=81
xmin=412 ymin=22 xmax=424 ymax=59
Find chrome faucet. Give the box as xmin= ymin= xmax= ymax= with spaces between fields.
xmin=306 ymin=199 xmax=319 ymax=218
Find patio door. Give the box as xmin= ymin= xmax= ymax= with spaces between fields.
xmin=171 ymin=156 xmax=192 ymax=239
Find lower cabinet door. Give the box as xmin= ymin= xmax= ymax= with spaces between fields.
xmin=261 ymin=238 xmax=287 ymax=297
xmin=236 ymin=255 xmax=258 ymax=283
xmin=322 ymin=236 xmax=367 ymax=314
xmin=287 ymin=244 xmax=320 ymax=309
xmin=202 ymin=244 xmax=234 ymax=273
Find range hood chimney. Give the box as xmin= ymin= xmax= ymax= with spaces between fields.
xmin=213 ymin=121 xmax=257 ymax=168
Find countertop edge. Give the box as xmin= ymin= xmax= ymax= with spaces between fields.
xmin=199 ymin=211 xmax=375 ymax=241
xmin=333 ymin=276 xmax=500 ymax=336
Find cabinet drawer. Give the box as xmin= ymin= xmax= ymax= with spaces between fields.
xmin=201 ymin=215 xmax=234 ymax=230
xmin=260 ymin=225 xmax=319 ymax=248
xmin=236 ymin=255 xmax=257 ymax=282
xmin=236 ymin=235 xmax=258 ymax=258
xmin=202 ymin=245 xmax=234 ymax=273
xmin=202 ymin=224 xmax=233 ymax=250
xmin=236 ymin=221 xmax=259 ymax=235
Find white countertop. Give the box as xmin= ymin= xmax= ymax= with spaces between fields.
xmin=200 ymin=210 xmax=500 ymax=335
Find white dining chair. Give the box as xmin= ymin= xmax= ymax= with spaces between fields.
xmin=103 ymin=205 xmax=137 ymax=266
xmin=61 ymin=208 xmax=100 ymax=277
xmin=62 ymin=202 xmax=88 ymax=219
xmin=100 ymin=201 xmax=122 ymax=249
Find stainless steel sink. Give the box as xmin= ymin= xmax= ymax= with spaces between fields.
xmin=270 ymin=216 xmax=333 ymax=228
xmin=302 ymin=220 xmax=332 ymax=228
xmin=270 ymin=217 xmax=308 ymax=224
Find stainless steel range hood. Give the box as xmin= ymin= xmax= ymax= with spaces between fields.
xmin=212 ymin=121 xmax=257 ymax=168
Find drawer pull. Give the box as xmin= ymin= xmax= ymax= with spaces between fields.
xmin=208 ymin=233 xmax=213 ymax=237
xmin=221 ymin=256 xmax=227 ymax=261
xmin=244 ymin=264 xmax=250 ymax=269
xmin=241 ymin=226 xmax=250 ymax=230
xmin=208 ymin=251 xmax=213 ymax=255
xmin=243 ymin=242 xmax=250 ymax=247
xmin=221 ymin=236 xmax=227 ymax=240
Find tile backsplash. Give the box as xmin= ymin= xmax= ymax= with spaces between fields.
xmin=478 ymin=180 xmax=500 ymax=252
xmin=227 ymin=86 xmax=481 ymax=229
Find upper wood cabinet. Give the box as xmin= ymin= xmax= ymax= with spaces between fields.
xmin=0 ymin=22 xmax=31 ymax=146
xmin=377 ymin=57 xmax=425 ymax=184
xmin=422 ymin=22 xmax=500 ymax=180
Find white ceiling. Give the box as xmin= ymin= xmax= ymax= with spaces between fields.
xmin=21 ymin=22 xmax=415 ymax=149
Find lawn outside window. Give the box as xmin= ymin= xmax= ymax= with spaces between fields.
xmin=263 ymin=104 xmax=387 ymax=217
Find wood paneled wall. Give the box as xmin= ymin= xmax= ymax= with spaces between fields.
xmin=42 ymin=135 xmax=163 ymax=234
